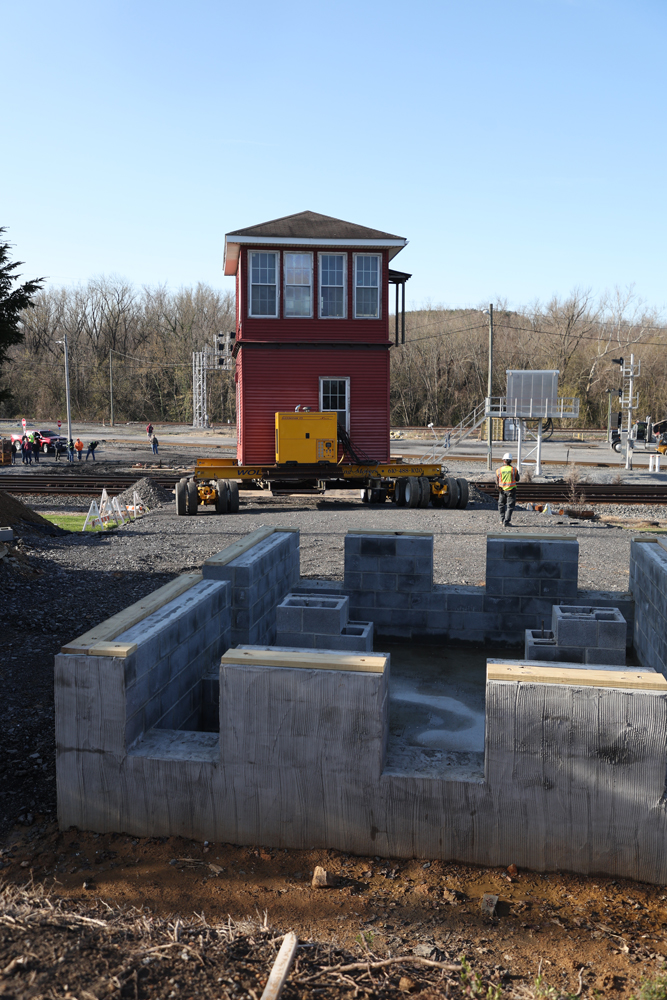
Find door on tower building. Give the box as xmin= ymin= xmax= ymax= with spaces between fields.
xmin=320 ymin=377 xmax=350 ymax=433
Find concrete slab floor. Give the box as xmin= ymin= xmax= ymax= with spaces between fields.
xmin=381 ymin=642 xmax=511 ymax=782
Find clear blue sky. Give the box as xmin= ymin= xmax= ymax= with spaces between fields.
xmin=3 ymin=0 xmax=666 ymax=314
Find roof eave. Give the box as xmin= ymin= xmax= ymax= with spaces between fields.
xmin=223 ymin=236 xmax=407 ymax=274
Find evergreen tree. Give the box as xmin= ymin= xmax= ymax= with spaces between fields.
xmin=0 ymin=228 xmax=45 ymax=403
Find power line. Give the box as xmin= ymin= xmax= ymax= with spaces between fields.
xmin=494 ymin=321 xmax=667 ymax=348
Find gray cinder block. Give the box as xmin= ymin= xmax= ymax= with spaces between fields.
xmin=277 ymin=595 xmax=349 ymax=635
xmin=584 ymin=648 xmax=627 ymax=666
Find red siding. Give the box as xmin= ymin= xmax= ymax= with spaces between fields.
xmin=238 ymin=347 xmax=390 ymax=465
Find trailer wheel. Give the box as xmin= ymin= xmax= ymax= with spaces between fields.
xmin=360 ymin=489 xmax=370 ymax=503
xmin=228 ymin=480 xmax=240 ymax=513
xmin=456 ymin=478 xmax=469 ymax=509
xmin=418 ymin=477 xmax=431 ymax=507
xmin=405 ymin=476 xmax=420 ymax=508
xmin=175 ymin=480 xmax=187 ymax=516
xmin=215 ymin=480 xmax=229 ymax=514
xmin=186 ymin=479 xmax=199 ymax=515
xmin=369 ymin=488 xmax=385 ymax=503
xmin=444 ymin=476 xmax=459 ymax=509
xmin=393 ymin=479 xmax=407 ymax=506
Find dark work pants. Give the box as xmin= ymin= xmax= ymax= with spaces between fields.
xmin=498 ymin=489 xmax=516 ymax=525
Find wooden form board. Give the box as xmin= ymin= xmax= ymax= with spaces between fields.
xmin=203 ymin=526 xmax=298 ymax=568
xmin=61 ymin=573 xmax=202 ymax=656
xmin=488 ymin=662 xmax=667 ymax=691
xmin=487 ymin=533 xmax=572 ymax=542
xmin=221 ymin=648 xmax=387 ymax=674
xmin=347 ymin=529 xmax=433 ymax=538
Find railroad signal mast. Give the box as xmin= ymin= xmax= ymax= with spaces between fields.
xmin=192 ymin=333 xmax=234 ymax=429
xmin=612 ymin=354 xmax=640 ymax=470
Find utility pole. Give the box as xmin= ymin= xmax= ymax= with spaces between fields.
xmin=56 ymin=334 xmax=73 ymax=449
xmin=486 ymin=303 xmax=494 ymax=471
xmin=109 ymin=351 xmax=114 ymax=427
xmin=624 ymin=353 xmax=638 ymax=471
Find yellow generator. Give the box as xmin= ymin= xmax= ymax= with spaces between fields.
xmin=275 ymin=412 xmax=338 ymax=464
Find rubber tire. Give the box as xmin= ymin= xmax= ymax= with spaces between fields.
xmin=360 ymin=489 xmax=370 ymax=503
xmin=405 ymin=476 xmax=420 ymax=508
xmin=418 ymin=476 xmax=431 ymax=508
xmin=432 ymin=492 xmax=444 ymax=508
xmin=179 ymin=476 xmax=188 ymax=485
xmin=444 ymin=476 xmax=459 ymax=509
xmin=228 ymin=480 xmax=240 ymax=513
xmin=42 ymin=443 xmax=49 ymax=453
xmin=612 ymin=440 xmax=622 ymax=453
xmin=370 ymin=488 xmax=383 ymax=504
xmin=186 ymin=479 xmax=199 ymax=515
xmin=14 ymin=441 xmax=21 ymax=453
xmin=456 ymin=477 xmax=469 ymax=509
xmin=175 ymin=480 xmax=187 ymax=516
xmin=393 ymin=479 xmax=407 ymax=506
xmin=215 ymin=480 xmax=229 ymax=515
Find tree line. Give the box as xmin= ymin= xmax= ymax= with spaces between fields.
xmin=391 ymin=289 xmax=667 ymax=428
xmin=2 ymin=278 xmax=666 ymax=429
xmin=0 ymin=278 xmax=236 ymax=425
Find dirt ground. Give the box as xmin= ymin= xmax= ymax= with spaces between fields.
xmin=1 ymin=453 xmax=667 ymax=998
xmin=1 ymin=823 xmax=666 ymax=998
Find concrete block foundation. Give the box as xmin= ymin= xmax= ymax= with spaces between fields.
xmin=55 ymin=525 xmax=667 ymax=884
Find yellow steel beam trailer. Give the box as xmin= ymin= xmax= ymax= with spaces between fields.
xmin=175 ymin=412 xmax=469 ymax=516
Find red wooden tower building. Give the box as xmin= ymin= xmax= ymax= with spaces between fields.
xmin=223 ymin=211 xmax=409 ymax=466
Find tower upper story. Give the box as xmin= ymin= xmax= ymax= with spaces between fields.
xmin=223 ymin=211 xmax=407 ymax=345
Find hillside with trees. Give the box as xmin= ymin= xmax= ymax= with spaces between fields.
xmin=2 ymin=280 xmax=665 ymax=428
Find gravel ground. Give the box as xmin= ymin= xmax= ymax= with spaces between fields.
xmin=10 ymin=490 xmax=639 ymax=589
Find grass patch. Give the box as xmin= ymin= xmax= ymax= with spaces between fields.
xmin=42 ymin=513 xmax=119 ymax=532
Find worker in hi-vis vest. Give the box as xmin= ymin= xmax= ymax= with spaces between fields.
xmin=495 ymin=452 xmax=520 ymax=528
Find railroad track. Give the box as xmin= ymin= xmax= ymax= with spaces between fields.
xmin=2 ymin=473 xmax=666 ymax=504
xmin=0 ymin=473 xmax=182 ymax=496
xmin=476 ymin=483 xmax=667 ymax=504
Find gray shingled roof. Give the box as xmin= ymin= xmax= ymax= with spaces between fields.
xmin=226 ymin=210 xmax=404 ymax=242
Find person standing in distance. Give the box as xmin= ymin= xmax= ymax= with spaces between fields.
xmin=495 ymin=452 xmax=520 ymax=528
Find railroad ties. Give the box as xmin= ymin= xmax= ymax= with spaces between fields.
xmin=477 ymin=483 xmax=667 ymax=504
xmin=0 ymin=473 xmax=182 ymax=496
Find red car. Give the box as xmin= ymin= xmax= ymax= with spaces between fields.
xmin=11 ymin=429 xmax=67 ymax=453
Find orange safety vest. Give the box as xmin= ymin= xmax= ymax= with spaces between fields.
xmin=496 ymin=463 xmax=517 ymax=491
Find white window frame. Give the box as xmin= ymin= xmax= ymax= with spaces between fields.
xmin=283 ymin=251 xmax=313 ymax=318
xmin=248 ymin=250 xmax=280 ymax=318
xmin=318 ymin=252 xmax=347 ymax=319
xmin=353 ymin=253 xmax=381 ymax=320
xmin=319 ymin=376 xmax=350 ymax=433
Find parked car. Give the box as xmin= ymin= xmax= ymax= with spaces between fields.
xmin=11 ymin=430 xmax=66 ymax=453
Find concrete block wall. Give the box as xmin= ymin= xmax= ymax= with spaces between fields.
xmin=202 ymin=529 xmax=299 ymax=645
xmin=342 ymin=532 xmax=582 ymax=645
xmin=55 ymin=575 xmax=232 ymax=831
xmin=219 ymin=652 xmax=390 ymax=786
xmin=111 ymin=579 xmax=230 ymax=742
xmin=630 ymin=538 xmax=667 ymax=675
